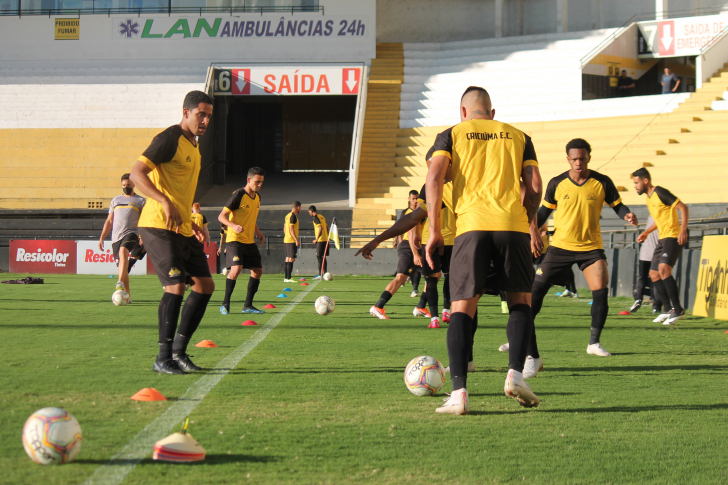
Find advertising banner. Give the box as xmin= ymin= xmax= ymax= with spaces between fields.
xmin=9 ymin=240 xmax=77 ymax=274
xmin=76 ymin=241 xmax=148 ymax=275
xmin=693 ymin=235 xmax=728 ymax=320
xmin=213 ymin=66 xmax=362 ymax=96
xmin=638 ymin=14 xmax=728 ymax=58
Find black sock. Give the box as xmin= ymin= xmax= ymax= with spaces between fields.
xmin=652 ymin=279 xmax=670 ymax=312
xmin=443 ymin=273 xmax=451 ymax=310
xmin=590 ymin=288 xmax=609 ymax=345
xmin=468 ymin=311 xmax=478 ymax=362
xmin=222 ymin=278 xmax=236 ymax=307
xmin=531 ymin=281 xmax=550 ymax=319
xmin=244 ymin=276 xmax=260 ymax=308
xmin=158 ymin=293 xmax=183 ymax=361
xmin=128 ymin=258 xmax=137 ymax=271
xmin=375 ymin=291 xmax=392 ymax=309
xmin=411 ymin=271 xmax=421 ymax=292
xmin=284 ymin=262 xmax=291 ymax=279
xmin=416 ymin=289 xmax=427 ymax=309
xmin=425 ymin=276 xmax=439 ymax=317
xmin=566 ymin=268 xmax=577 ymax=293
xmin=447 ymin=312 xmax=473 ymax=390
xmin=289 ymin=261 xmax=294 ymax=278
xmin=527 ymin=321 xmax=540 ymax=359
xmin=323 ymin=258 xmax=328 ymax=274
xmin=499 ymin=291 xmax=507 ymax=302
xmin=507 ymin=303 xmax=533 ymax=372
xmin=663 ymin=276 xmax=684 ymax=314
xmin=174 ymin=291 xmax=212 ymax=355
xmin=316 ymin=256 xmax=323 ymax=275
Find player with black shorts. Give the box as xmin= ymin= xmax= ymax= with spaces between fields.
xmin=130 ymin=90 xmax=215 ymax=375
xmin=397 ymin=190 xmax=422 ymax=297
xmin=424 ymin=86 xmax=544 ymax=415
xmin=633 ymin=168 xmax=689 ymax=325
xmin=308 ymin=205 xmax=329 ymax=277
xmin=99 ymin=173 xmax=146 ymax=300
xmin=530 ymin=139 xmax=637 ymax=371
xmin=218 ymin=167 xmax=266 ymax=315
xmin=283 ymin=201 xmax=302 ymax=282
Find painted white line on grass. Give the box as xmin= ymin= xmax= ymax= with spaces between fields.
xmin=83 ymin=280 xmax=319 ymax=485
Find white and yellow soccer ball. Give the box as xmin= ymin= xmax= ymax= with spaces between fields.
xmin=22 ymin=407 xmax=83 ymax=465
xmin=404 ymin=356 xmax=446 ymax=396
xmin=323 ymin=272 xmax=333 ymax=281
xmin=314 ymin=295 xmax=335 ymax=315
xmin=112 ymin=289 xmax=129 ymax=306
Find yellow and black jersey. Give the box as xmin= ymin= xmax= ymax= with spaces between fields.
xmin=417 ymin=182 xmax=456 ymax=246
xmin=137 ymin=125 xmax=201 ymax=237
xmin=284 ymin=212 xmax=299 ymax=243
xmin=190 ymin=213 xmax=208 ymax=228
xmin=430 ymin=119 xmax=538 ymax=235
xmin=312 ymin=214 xmax=328 ymax=242
xmin=543 ymin=170 xmax=621 ymax=251
xmin=400 ymin=207 xmax=415 ymax=241
xmin=646 ymin=186 xmax=681 ymax=239
xmin=223 ymin=189 xmax=261 ymax=244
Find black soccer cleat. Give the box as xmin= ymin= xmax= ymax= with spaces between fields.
xmin=173 ymin=353 xmax=202 ymax=372
xmin=153 ymin=358 xmax=187 ymax=375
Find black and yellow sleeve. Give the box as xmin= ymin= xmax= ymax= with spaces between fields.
xmin=542 ymin=176 xmax=560 ymax=210
xmin=522 ymin=135 xmax=538 ymax=168
xmin=430 ymin=127 xmax=454 ymax=160
xmin=655 ymin=186 xmax=679 ymax=207
xmin=224 ymin=190 xmax=244 ymax=212
xmin=140 ymin=126 xmax=180 ymax=168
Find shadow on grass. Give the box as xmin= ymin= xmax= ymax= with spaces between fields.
xmin=75 ymin=454 xmax=277 ymax=466
xmin=547 ymin=364 xmax=728 ymax=373
xmin=205 ymin=367 xmax=403 ymax=375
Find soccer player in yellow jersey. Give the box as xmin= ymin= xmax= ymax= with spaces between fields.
xmin=130 ymin=91 xmax=214 ymax=375
xmin=190 ymin=203 xmax=210 ymax=246
xmin=529 ymin=139 xmax=637 ymax=369
xmin=397 ymin=190 xmax=422 ymax=297
xmin=218 ymin=167 xmax=266 ymax=315
xmin=632 ymin=168 xmax=689 ymax=325
xmin=425 ymin=86 xmax=544 ymax=414
xmin=308 ymin=205 xmax=329 ymax=277
xmin=283 ymin=201 xmax=302 ymax=282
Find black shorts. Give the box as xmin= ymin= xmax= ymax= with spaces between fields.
xmin=418 ymin=243 xmax=442 ymax=277
xmin=650 ymin=237 xmax=683 ymax=271
xmin=441 ymin=245 xmax=453 ymax=273
xmin=226 ymin=241 xmax=263 ymax=269
xmin=396 ymin=244 xmax=417 ymax=276
xmin=112 ymin=233 xmax=145 ymax=262
xmin=284 ymin=243 xmax=298 ymax=259
xmin=449 ymin=231 xmax=533 ymax=300
xmin=138 ymin=227 xmax=211 ymax=286
xmin=316 ymin=241 xmax=330 ymax=258
xmin=535 ymin=246 xmax=606 ymax=286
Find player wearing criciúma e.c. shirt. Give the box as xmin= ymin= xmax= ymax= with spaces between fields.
xmin=633 ymin=168 xmax=689 ymax=325
xmin=283 ymin=201 xmax=302 ymax=282
xmin=130 ymin=90 xmax=215 ymax=376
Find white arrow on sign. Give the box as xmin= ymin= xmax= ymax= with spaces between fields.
xmin=345 ymin=69 xmax=358 ymax=91
xmin=661 ymin=24 xmax=673 ymax=50
xmin=236 ymin=75 xmax=248 ymax=93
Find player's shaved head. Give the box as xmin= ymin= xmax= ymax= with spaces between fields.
xmin=460 ymin=86 xmax=493 ymax=121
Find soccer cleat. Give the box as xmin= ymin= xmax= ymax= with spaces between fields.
xmin=587 ymin=342 xmax=611 ymax=356
xmin=314 ymin=275 xmax=321 ymax=279
xmin=444 ymin=361 xmax=475 ymax=373
xmin=559 ymin=289 xmax=574 ymax=297
xmin=115 ymin=281 xmax=124 ymax=291
xmin=153 ymin=358 xmax=187 ymax=375
xmin=442 ymin=309 xmax=451 ymax=323
xmin=435 ymin=388 xmax=469 ymax=415
xmin=664 ymin=309 xmax=685 ymax=325
xmin=629 ymin=299 xmax=642 ymax=313
xmin=652 ymin=307 xmax=661 ymax=314
xmin=219 ymin=305 xmax=230 ymax=315
xmin=413 ymin=307 xmax=431 ymax=318
xmin=173 ymin=353 xmax=202 ymax=372
xmin=283 ymin=278 xmax=294 ymax=283
xmin=498 ymin=343 xmax=509 ymax=352
xmin=369 ymin=306 xmax=390 ymax=320
xmin=501 ymin=301 xmax=509 ymax=313
xmin=653 ymin=310 xmax=672 ymax=323
xmin=126 ymin=296 xmax=133 ymax=305
xmin=523 ymin=356 xmax=543 ymax=379
xmin=428 ymin=317 xmax=440 ymax=328
xmin=242 ymin=306 xmax=265 ymax=314
xmin=410 ymin=290 xmax=419 ymax=298
xmin=504 ymin=369 xmax=539 ymax=408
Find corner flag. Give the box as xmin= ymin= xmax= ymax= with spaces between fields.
xmin=329 ymin=217 xmax=340 ymax=250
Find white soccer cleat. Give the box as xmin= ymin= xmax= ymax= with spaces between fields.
xmin=435 ymin=388 xmax=469 ymax=415
xmin=504 ymin=369 xmax=539 ymax=408
xmin=115 ymin=281 xmax=124 ymax=291
xmin=283 ymin=278 xmax=294 ymax=283
xmin=523 ymin=356 xmax=543 ymax=379
xmin=587 ymin=342 xmax=611 ymax=356
xmin=413 ymin=307 xmax=431 ymax=318
xmin=629 ymin=299 xmax=642 ymax=313
xmin=664 ymin=309 xmax=685 ymax=325
xmin=498 ymin=343 xmax=509 ymax=352
xmin=443 ymin=361 xmax=475 ymax=373
xmin=559 ymin=289 xmax=573 ymax=297
xmin=369 ymin=306 xmax=390 ymax=320
xmin=501 ymin=301 xmax=509 ymax=313
xmin=410 ymin=290 xmax=419 ymax=297
xmin=653 ymin=311 xmax=672 ymax=323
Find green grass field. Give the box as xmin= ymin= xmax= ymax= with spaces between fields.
xmin=1 ymin=273 xmax=727 ymax=484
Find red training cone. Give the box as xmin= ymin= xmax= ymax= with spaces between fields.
xmin=618 ymin=311 xmax=630 ymax=316
xmin=131 ymin=388 xmax=167 ymax=402
xmin=241 ymin=320 xmax=258 ymax=326
xmin=263 ymin=304 xmax=276 ymax=309
xmin=195 ymin=340 xmax=218 ymax=348
xmin=301 ymin=283 xmax=309 ymax=286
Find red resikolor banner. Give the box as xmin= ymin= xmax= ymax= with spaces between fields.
xmin=9 ymin=240 xmax=77 ymax=274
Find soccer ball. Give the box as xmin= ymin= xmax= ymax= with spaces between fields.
xmin=323 ymin=272 xmax=333 ymax=281
xmin=22 ymin=407 xmax=82 ymax=465
xmin=404 ymin=356 xmax=446 ymax=396
xmin=112 ymin=289 xmax=129 ymax=306
xmin=314 ymin=295 xmax=335 ymax=315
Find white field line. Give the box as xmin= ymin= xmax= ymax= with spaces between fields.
xmin=83 ymin=280 xmax=319 ymax=485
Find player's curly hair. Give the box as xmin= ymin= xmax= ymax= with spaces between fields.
xmin=565 ymin=138 xmax=591 ymax=154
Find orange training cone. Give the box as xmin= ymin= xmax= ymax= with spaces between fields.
xmin=263 ymin=304 xmax=276 ymax=309
xmin=241 ymin=320 xmax=258 ymax=326
xmin=131 ymin=388 xmax=167 ymax=401
xmin=195 ymin=340 xmax=218 ymax=348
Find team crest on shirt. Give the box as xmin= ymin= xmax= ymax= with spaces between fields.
xmin=185 ymin=156 xmax=192 ymax=163
xmin=536 ymin=267 xmax=543 ymax=275
xmin=233 ymin=256 xmax=240 ymax=261
xmin=563 ymin=194 xmax=570 ymax=199
xmin=168 ymin=267 xmax=181 ymax=277
xmin=587 ymin=193 xmax=597 ymax=201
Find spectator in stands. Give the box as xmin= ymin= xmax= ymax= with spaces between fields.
xmin=617 ymin=70 xmax=635 ymax=97
xmin=631 ymin=215 xmax=663 ymax=314
xmin=661 ymin=68 xmax=680 ymax=94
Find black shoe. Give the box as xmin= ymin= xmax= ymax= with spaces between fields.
xmin=173 ymin=353 xmax=202 ymax=371
xmin=629 ymin=299 xmax=642 ymax=313
xmin=153 ymin=358 xmax=187 ymax=375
